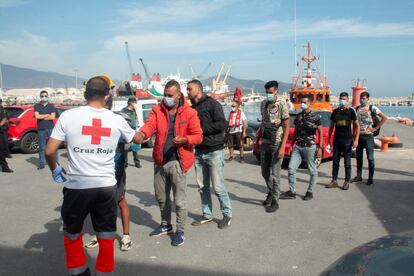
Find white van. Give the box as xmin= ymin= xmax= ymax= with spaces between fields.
xmin=112 ymin=97 xmax=158 ymax=147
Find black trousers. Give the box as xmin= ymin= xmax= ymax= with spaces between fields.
xmin=61 ymin=186 xmax=117 ymax=235
xmin=0 ymin=131 xmax=9 ymax=170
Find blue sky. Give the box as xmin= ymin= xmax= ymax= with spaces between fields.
xmin=0 ymin=0 xmax=413 ymax=96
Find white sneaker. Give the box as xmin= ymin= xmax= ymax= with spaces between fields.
xmin=85 ymin=236 xmax=98 ymax=248
xmin=120 ymin=235 xmax=132 ymax=251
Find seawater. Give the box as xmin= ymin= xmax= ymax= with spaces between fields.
xmin=222 ymin=103 xmax=414 ymax=120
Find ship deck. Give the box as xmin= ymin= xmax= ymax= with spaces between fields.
xmin=1 ymin=121 xmax=413 ymax=275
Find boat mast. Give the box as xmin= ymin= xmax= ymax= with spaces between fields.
xmin=294 ymin=0 xmax=297 ymax=76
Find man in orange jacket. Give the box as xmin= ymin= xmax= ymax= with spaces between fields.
xmin=134 ymin=80 xmax=203 ymax=247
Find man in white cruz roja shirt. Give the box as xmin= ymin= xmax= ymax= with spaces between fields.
xmin=45 ymin=76 xmax=143 ymax=276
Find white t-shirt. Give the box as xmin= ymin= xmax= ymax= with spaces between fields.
xmin=51 ymin=106 xmax=136 ymax=189
xmin=228 ymin=110 xmax=247 ymax=134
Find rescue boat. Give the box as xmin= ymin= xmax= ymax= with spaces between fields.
xmin=290 ymin=42 xmax=332 ymax=111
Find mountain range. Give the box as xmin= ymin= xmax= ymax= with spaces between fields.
xmin=0 ymin=63 xmax=291 ymax=93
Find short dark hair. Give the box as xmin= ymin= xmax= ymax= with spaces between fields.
xmin=164 ymin=80 xmax=181 ymax=92
xmin=84 ymin=76 xmax=110 ymax=101
xmin=264 ymin=80 xmax=279 ymax=90
xmin=339 ymin=92 xmax=349 ymax=98
xmin=187 ymin=79 xmax=203 ymax=91
xmin=128 ymin=97 xmax=137 ymax=103
xmin=360 ymin=91 xmax=370 ymax=98
xmin=40 ymin=90 xmax=48 ymax=96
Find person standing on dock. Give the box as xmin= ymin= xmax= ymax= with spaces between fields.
xmin=121 ymin=97 xmax=142 ymax=168
xmin=226 ymin=101 xmax=247 ymax=163
xmin=280 ymin=97 xmax=323 ymax=201
xmin=34 ymin=90 xmax=56 ymax=170
xmin=187 ymin=79 xmax=233 ymax=229
xmin=45 ymin=76 xmax=144 ymax=275
xmin=134 ymin=80 xmax=203 ymax=247
xmin=352 ymin=91 xmax=388 ymax=186
xmin=259 ymin=80 xmax=290 ymax=213
xmin=327 ymin=92 xmax=360 ymax=190
xmin=0 ymin=100 xmax=12 ymax=173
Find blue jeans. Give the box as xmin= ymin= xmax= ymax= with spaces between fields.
xmin=356 ymin=134 xmax=375 ymax=181
xmin=260 ymin=143 xmax=282 ymax=200
xmin=194 ymin=149 xmax=232 ymax=218
xmin=288 ymin=145 xmax=318 ymax=193
xmin=332 ymin=138 xmax=352 ymax=181
xmin=38 ymin=128 xmax=54 ymax=167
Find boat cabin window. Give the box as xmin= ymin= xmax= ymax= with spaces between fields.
xmin=299 ymin=94 xmax=314 ymax=102
xmin=325 ymin=94 xmax=330 ymax=102
xmin=316 ymin=94 xmax=324 ymax=102
xmin=290 ymin=93 xmax=298 ymax=103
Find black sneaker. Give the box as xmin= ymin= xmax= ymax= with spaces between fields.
xmin=366 ymin=180 xmax=374 ymax=186
xmin=135 ymin=162 xmax=142 ymax=168
xmin=171 ymin=230 xmax=185 ymax=247
xmin=342 ymin=181 xmax=350 ymax=190
xmin=265 ymin=198 xmax=279 ymax=213
xmin=262 ymin=192 xmax=272 ymax=206
xmin=6 ymin=155 xmax=12 ymax=159
xmin=149 ymin=224 xmax=173 ymax=237
xmin=351 ymin=176 xmax=363 ymax=183
xmin=226 ymin=156 xmax=234 ymax=162
xmin=303 ymin=191 xmax=313 ymax=201
xmin=2 ymin=167 xmax=13 ymax=173
xmin=37 ymin=165 xmax=45 ymax=170
xmin=191 ymin=216 xmax=213 ymax=226
xmin=280 ymin=190 xmax=296 ymax=199
xmin=217 ymin=215 xmax=232 ymax=229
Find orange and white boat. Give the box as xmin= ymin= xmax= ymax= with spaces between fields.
xmin=290 ymin=42 xmax=332 ymax=111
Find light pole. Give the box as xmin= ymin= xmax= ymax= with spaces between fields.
xmin=74 ymin=69 xmax=78 ymax=89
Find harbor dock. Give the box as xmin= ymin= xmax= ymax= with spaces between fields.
xmin=0 ymin=121 xmax=413 ymax=275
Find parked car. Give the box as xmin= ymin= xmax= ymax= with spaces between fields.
xmin=6 ymin=105 xmax=68 ymax=154
xmin=253 ymin=110 xmax=334 ymax=167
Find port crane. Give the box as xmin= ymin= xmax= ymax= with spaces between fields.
xmin=139 ymin=58 xmax=151 ymax=86
xmin=189 ymin=62 xmax=212 ymax=79
xmin=124 ymin=41 xmax=134 ymax=77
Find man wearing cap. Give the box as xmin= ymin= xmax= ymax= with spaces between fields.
xmin=45 ymin=76 xmax=144 ymax=276
xmin=121 ymin=97 xmax=141 ymax=168
xmin=34 ymin=90 xmax=56 ymax=170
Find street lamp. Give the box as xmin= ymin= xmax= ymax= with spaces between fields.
xmin=74 ymin=69 xmax=78 ymax=89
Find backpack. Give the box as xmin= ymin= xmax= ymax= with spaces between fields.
xmin=357 ymin=105 xmax=381 ymax=136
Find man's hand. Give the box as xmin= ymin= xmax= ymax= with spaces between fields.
xmin=353 ymin=140 xmax=358 ymax=149
xmin=277 ymin=147 xmax=285 ymax=159
xmin=173 ymin=136 xmax=188 ymax=146
xmin=51 ymin=165 xmax=67 ymax=183
xmin=316 ymin=147 xmax=322 ymax=158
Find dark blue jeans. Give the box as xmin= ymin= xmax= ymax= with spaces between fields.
xmin=38 ymin=128 xmax=54 ymax=167
xmin=356 ymin=134 xmax=375 ymax=181
xmin=332 ymin=138 xmax=353 ymax=181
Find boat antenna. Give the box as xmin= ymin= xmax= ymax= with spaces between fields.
xmin=323 ymin=41 xmax=326 ymax=81
xmin=0 ymin=62 xmax=3 ymax=95
xmin=294 ymin=0 xmax=297 ymax=76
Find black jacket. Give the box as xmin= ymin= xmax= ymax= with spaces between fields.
xmin=192 ymin=95 xmax=226 ymax=154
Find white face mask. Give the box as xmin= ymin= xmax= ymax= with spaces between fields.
xmin=40 ymin=96 xmax=48 ymax=102
xmin=266 ymin=93 xmax=274 ymax=102
xmin=163 ymin=96 xmax=176 ymax=107
xmin=231 ymin=107 xmax=236 ymax=112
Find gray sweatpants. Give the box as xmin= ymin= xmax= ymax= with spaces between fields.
xmin=154 ymin=160 xmax=187 ymax=231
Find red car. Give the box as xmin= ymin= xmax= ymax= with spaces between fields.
xmin=253 ymin=110 xmax=334 ymax=167
xmin=6 ymin=105 xmax=68 ymax=154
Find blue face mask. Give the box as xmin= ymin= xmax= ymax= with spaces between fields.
xmin=301 ymin=103 xmax=309 ymax=110
xmin=266 ymin=94 xmax=274 ymax=102
xmin=163 ymin=96 xmax=176 ymax=107
xmin=339 ymin=99 xmax=347 ymax=107
xmin=360 ymin=99 xmax=368 ymax=106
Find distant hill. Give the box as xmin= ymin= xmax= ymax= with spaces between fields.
xmin=0 ymin=63 xmax=292 ymax=93
xmin=203 ymin=75 xmax=291 ymax=94
xmin=0 ymin=63 xmax=85 ymax=89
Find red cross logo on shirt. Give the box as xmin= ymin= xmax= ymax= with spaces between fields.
xmin=82 ymin=118 xmax=111 ymax=145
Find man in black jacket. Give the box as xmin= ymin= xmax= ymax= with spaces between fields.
xmin=187 ymin=79 xmax=232 ymax=229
